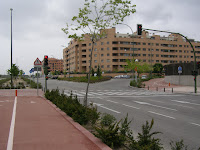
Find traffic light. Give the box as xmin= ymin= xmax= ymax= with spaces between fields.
xmin=137 ymin=24 xmax=142 ymax=35
xmin=44 ymin=55 xmax=48 ymax=66
xmin=197 ymin=61 xmax=200 ymax=69
xmin=44 ymin=66 xmax=51 ymax=76
xmin=191 ymin=70 xmax=198 ymax=76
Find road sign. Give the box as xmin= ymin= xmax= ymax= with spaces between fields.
xmin=178 ymin=66 xmax=182 ymax=71
xmin=34 ymin=58 xmax=42 ymax=66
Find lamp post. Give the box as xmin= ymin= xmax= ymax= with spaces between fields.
xmin=118 ymin=23 xmax=134 ymax=81
xmin=10 ymin=8 xmax=13 ymax=87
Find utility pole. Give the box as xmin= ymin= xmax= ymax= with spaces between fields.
xmin=10 ymin=8 xmax=13 ymax=87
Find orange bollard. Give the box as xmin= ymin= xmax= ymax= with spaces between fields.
xmin=15 ymin=90 xmax=17 ymax=96
xmin=169 ymin=83 xmax=170 ymax=87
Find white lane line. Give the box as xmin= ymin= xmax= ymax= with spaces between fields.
xmin=171 ymin=100 xmax=200 ymax=106
xmin=123 ymin=104 xmax=140 ymax=109
xmin=148 ymin=111 xmax=176 ymax=120
xmin=106 ymin=100 xmax=118 ymax=104
xmin=135 ymin=101 xmax=177 ymax=111
xmin=99 ymin=105 xmax=121 ymax=114
xmin=190 ymin=122 xmax=200 ymax=127
xmin=7 ymin=97 xmax=17 ymax=150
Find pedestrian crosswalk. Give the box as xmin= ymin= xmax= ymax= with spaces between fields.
xmin=64 ymin=89 xmax=174 ymax=98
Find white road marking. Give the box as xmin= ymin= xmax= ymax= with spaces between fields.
xmin=30 ymin=101 xmax=36 ymax=104
xmin=7 ymin=97 xmax=17 ymax=150
xmin=123 ymin=104 xmax=140 ymax=109
xmin=190 ymin=122 xmax=200 ymax=127
xmin=99 ymin=105 xmax=121 ymax=114
xmin=148 ymin=111 xmax=176 ymax=120
xmin=135 ymin=101 xmax=177 ymax=111
xmin=171 ymin=100 xmax=200 ymax=106
xmin=92 ymin=102 xmax=121 ymax=113
xmin=106 ymin=100 xmax=118 ymax=104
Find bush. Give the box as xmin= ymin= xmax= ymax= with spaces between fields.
xmin=170 ymin=140 xmax=188 ymax=150
xmin=100 ymin=113 xmax=116 ymax=126
xmin=45 ymin=89 xmax=100 ymax=125
xmin=130 ymin=79 xmax=145 ymax=88
xmin=22 ymin=77 xmax=42 ymax=89
xmin=130 ymin=119 xmax=163 ymax=150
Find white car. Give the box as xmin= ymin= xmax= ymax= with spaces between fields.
xmin=141 ymin=75 xmax=147 ymax=79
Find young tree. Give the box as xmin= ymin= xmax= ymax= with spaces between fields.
xmin=62 ymin=0 xmax=136 ymax=106
xmin=7 ymin=64 xmax=20 ymax=77
xmin=125 ymin=59 xmax=151 ymax=77
xmin=97 ymin=65 xmax=102 ymax=77
xmin=153 ymin=63 xmax=163 ymax=75
xmin=19 ymin=70 xmax=25 ymax=77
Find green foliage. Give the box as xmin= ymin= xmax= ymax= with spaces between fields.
xmin=94 ymin=121 xmax=124 ymax=148
xmin=7 ymin=64 xmax=20 ymax=77
xmin=100 ymin=113 xmax=116 ymax=126
xmin=170 ymin=140 xmax=188 ymax=150
xmin=130 ymin=79 xmax=145 ymax=88
xmin=58 ymin=76 xmax=111 ymax=83
xmin=130 ymin=119 xmax=163 ymax=150
xmin=91 ymin=68 xmax=95 ymax=76
xmin=22 ymin=77 xmax=42 ymax=89
xmin=153 ymin=63 xmax=163 ymax=74
xmin=97 ymin=65 xmax=102 ymax=77
xmin=45 ymin=89 xmax=100 ymax=125
xmin=0 ymin=78 xmax=11 ymax=89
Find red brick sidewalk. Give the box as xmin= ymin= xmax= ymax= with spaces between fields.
xmin=0 ymin=89 xmax=111 ymax=150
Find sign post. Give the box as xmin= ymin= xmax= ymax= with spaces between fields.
xmin=178 ymin=66 xmax=182 ymax=85
xmin=34 ymin=58 xmax=42 ymax=96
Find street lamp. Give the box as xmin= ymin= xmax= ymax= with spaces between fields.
xmin=118 ymin=23 xmax=135 ymax=81
xmin=10 ymin=8 xmax=13 ymax=87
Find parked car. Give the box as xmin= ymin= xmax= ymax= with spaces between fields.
xmin=114 ymin=75 xmax=130 ymax=79
xmin=141 ymin=75 xmax=147 ymax=79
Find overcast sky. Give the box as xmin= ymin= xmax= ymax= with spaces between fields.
xmin=0 ymin=0 xmax=200 ymax=75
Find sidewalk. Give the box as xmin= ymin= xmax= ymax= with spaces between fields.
xmin=143 ymin=78 xmax=200 ymax=94
xmin=0 ymin=89 xmax=111 ymax=150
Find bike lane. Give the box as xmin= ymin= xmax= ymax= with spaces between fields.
xmin=13 ymin=96 xmax=102 ymax=150
xmin=0 ymin=96 xmax=15 ymax=150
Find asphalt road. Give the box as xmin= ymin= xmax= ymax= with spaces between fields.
xmin=38 ymin=78 xmax=200 ymax=150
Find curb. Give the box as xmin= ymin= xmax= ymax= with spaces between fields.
xmin=41 ymin=96 xmax=112 ymax=150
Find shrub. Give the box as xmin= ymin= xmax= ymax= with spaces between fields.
xmin=170 ymin=140 xmax=188 ymax=150
xmin=130 ymin=79 xmax=145 ymax=88
xmin=100 ymin=113 xmax=116 ymax=126
xmin=130 ymin=119 xmax=163 ymax=150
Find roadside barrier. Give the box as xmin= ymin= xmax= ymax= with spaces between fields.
xmin=15 ymin=90 xmax=17 ymax=96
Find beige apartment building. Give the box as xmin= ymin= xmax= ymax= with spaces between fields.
xmin=48 ymin=58 xmax=64 ymax=73
xmin=63 ymin=28 xmax=200 ymax=73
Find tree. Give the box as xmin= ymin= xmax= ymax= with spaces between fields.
xmin=153 ymin=63 xmax=163 ymax=75
xmin=19 ymin=70 xmax=25 ymax=76
xmin=91 ymin=68 xmax=95 ymax=76
xmin=125 ymin=59 xmax=152 ymax=77
xmin=97 ymin=65 xmax=102 ymax=77
xmin=62 ymin=0 xmax=136 ymax=106
xmin=7 ymin=64 xmax=20 ymax=77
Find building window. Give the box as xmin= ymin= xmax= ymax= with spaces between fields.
xmin=101 ymin=59 xmax=104 ymax=62
xmin=95 ymin=65 xmax=97 ymax=68
xmin=94 ymin=48 xmax=97 ymax=51
xmin=143 ymin=60 xmax=146 ymax=62
xmin=107 ymin=47 xmax=109 ymax=50
xmin=89 ymin=43 xmax=91 ymax=46
xmin=107 ymin=65 xmax=110 ymax=68
xmin=107 ymin=53 xmax=110 ymax=56
xmin=101 ymin=54 xmax=104 ymax=56
xmin=143 ymin=43 xmax=146 ymax=45
xmin=94 ymin=60 xmax=97 ymax=63
xmin=156 ymin=54 xmax=159 ymax=57
xmin=101 ymin=42 xmax=104 ymax=45
xmin=156 ymin=60 xmax=159 ymax=62
xmin=143 ymin=54 xmax=146 ymax=56
xmin=143 ymin=48 xmax=146 ymax=51
xmin=101 ymin=48 xmax=104 ymax=51
xmin=156 ymin=49 xmax=159 ymax=51
xmin=179 ymin=45 xmax=182 ymax=47
xmin=107 ymin=59 xmax=110 ymax=62
xmin=101 ymin=65 xmax=104 ymax=68
xmin=107 ymin=41 xmax=109 ymax=44
xmin=94 ymin=54 xmax=97 ymax=57
xmin=94 ymin=43 xmax=97 ymax=45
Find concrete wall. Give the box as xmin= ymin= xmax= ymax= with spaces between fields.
xmin=165 ymin=75 xmax=200 ymax=87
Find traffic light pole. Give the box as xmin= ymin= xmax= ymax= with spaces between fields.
xmin=143 ymin=28 xmax=197 ymax=93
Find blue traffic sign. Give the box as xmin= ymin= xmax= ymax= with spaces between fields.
xmin=178 ymin=66 xmax=182 ymax=71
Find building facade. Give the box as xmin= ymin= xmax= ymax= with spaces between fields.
xmin=48 ymin=58 xmax=64 ymax=73
xmin=63 ymin=28 xmax=200 ymax=73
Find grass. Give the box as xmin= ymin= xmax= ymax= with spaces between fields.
xmin=58 ymin=76 xmax=111 ymax=83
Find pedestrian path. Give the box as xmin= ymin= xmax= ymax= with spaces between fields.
xmin=64 ymin=89 xmax=177 ymax=98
